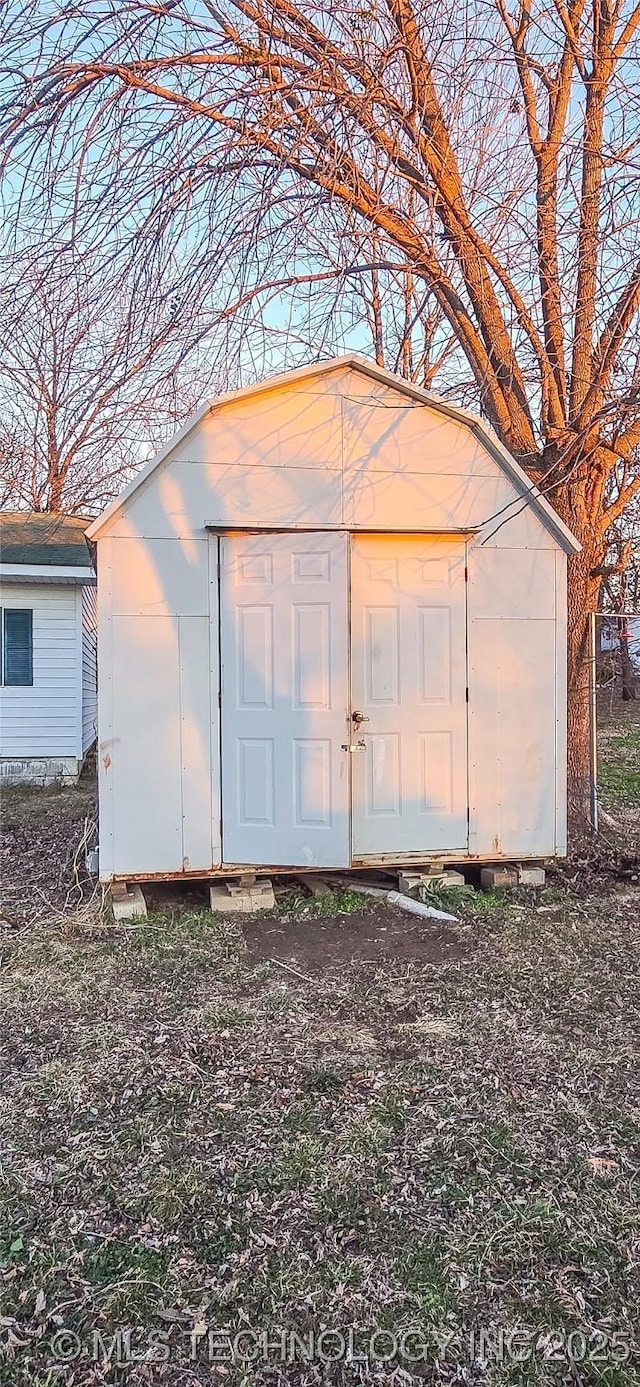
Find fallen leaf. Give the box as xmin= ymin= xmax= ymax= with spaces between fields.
xmin=587 ymin=1155 xmax=618 ymax=1175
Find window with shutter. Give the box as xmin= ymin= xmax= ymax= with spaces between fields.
xmin=2 ymin=609 xmax=33 ymax=686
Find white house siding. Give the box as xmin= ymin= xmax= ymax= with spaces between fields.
xmin=0 ymin=582 xmax=80 ymax=760
xmin=81 ymin=583 xmax=98 ymax=754
xmin=94 ymin=363 xmax=570 ymax=878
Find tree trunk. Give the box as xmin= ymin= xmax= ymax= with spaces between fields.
xmin=566 ymin=549 xmax=599 ymax=827
xmin=620 ymin=618 xmax=638 ymax=701
xmin=551 ymin=484 xmax=605 ymax=833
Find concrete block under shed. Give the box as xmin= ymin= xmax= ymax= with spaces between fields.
xmin=517 ymin=864 xmax=546 ymax=887
xmin=399 ymin=869 xmax=466 ymax=897
xmin=298 ymin=874 xmax=333 ymax=898
xmin=0 ymin=756 xmax=81 ymax=786
xmin=111 ymin=885 xmax=148 ymax=922
xmin=480 ymin=865 xmax=518 ymax=890
xmin=429 ymin=870 xmax=466 ymax=888
xmin=210 ymin=879 xmax=276 ymax=914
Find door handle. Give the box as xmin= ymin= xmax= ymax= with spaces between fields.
xmin=351 ymin=710 xmax=370 ymax=725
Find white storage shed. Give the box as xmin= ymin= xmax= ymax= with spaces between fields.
xmin=87 ymin=357 xmax=580 ymax=884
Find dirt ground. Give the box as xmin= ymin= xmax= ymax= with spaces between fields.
xmin=241 ymin=904 xmax=466 ymax=970
xmin=0 ymin=695 xmax=638 ymax=1385
xmin=2 ymin=876 xmax=640 ymax=1386
xmin=0 ymin=761 xmax=96 ymax=925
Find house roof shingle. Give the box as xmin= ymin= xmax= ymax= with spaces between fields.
xmin=0 ymin=512 xmax=94 ymax=567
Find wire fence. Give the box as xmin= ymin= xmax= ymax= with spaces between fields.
xmin=588 ymin=611 xmax=640 ymax=845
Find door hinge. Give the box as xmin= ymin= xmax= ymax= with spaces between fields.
xmin=464 ymin=564 xmax=468 ymax=582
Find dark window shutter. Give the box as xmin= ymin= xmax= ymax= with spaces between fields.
xmin=4 ymin=609 xmax=33 ymax=686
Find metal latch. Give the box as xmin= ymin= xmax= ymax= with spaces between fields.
xmin=341 ymin=740 xmax=367 ymax=752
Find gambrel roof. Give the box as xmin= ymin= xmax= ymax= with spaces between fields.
xmin=87 ymin=355 xmax=580 ymax=554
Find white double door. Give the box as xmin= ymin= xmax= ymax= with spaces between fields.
xmin=220 ymin=533 xmax=468 ymax=866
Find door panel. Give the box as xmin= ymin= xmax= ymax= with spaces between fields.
xmin=220 ymin=533 xmax=350 ymax=866
xmin=351 ymin=535 xmax=468 ymax=855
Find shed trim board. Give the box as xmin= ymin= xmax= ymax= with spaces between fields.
xmin=206 ymin=525 xmax=479 ymax=536
xmin=86 ymin=355 xmax=580 ymax=555
xmin=111 ymin=854 xmax=541 ymax=883
xmin=75 ymin=584 xmax=83 ymax=759
xmin=0 ymin=564 xmax=96 ymax=585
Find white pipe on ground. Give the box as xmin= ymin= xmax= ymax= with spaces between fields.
xmin=333 ymin=877 xmax=460 ymax=923
xmin=386 ymin=890 xmax=459 ymax=923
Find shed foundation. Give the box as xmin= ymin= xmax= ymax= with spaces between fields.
xmin=0 ymin=756 xmax=81 ymax=786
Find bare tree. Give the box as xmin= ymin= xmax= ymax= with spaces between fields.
xmin=600 ymin=498 xmax=640 ymax=697
xmin=261 ymin=202 xmax=458 ymax=384
xmin=603 ymin=499 xmax=640 ymax=612
xmin=0 ymin=419 xmax=28 ymax=509
xmin=0 ymin=239 xmax=236 ymax=513
xmin=0 ymin=220 xmax=452 ymax=514
xmin=3 ymin=0 xmax=640 ymax=811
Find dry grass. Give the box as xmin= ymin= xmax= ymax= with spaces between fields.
xmin=597 ymin=692 xmax=640 ymax=857
xmin=0 ymin=767 xmax=97 ymax=926
xmin=1 ymin=877 xmax=640 ymax=1385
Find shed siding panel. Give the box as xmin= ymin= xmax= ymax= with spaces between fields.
xmin=82 ymin=584 xmax=98 ymax=753
xmin=475 ymin=501 xmax=554 ymax=549
xmin=109 ymin=537 xmax=209 ymax=617
xmin=102 ymin=533 xmax=215 ymax=875
xmin=109 ymin=461 xmax=343 ymax=540
xmin=342 ymin=391 xmax=497 ymax=475
xmin=0 ymin=582 xmax=80 ymax=757
xmin=111 ymin=455 xmax=539 ymax=543
xmin=192 ymin=375 xmax=344 ymax=470
xmin=555 ymin=552 xmax=568 ymax=853
xmin=179 ymin=614 xmax=216 ymax=871
xmin=468 ymin=619 xmax=557 ymax=856
xmin=96 ymin=540 xmax=115 ymax=877
xmin=342 ymin=470 xmax=508 ymax=532
xmin=110 ymin=614 xmax=184 ymax=875
xmin=98 ymin=534 xmax=217 ymax=878
xmin=468 ymin=547 xmax=558 ymax=857
xmin=469 ymin=549 xmax=556 ymax=620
